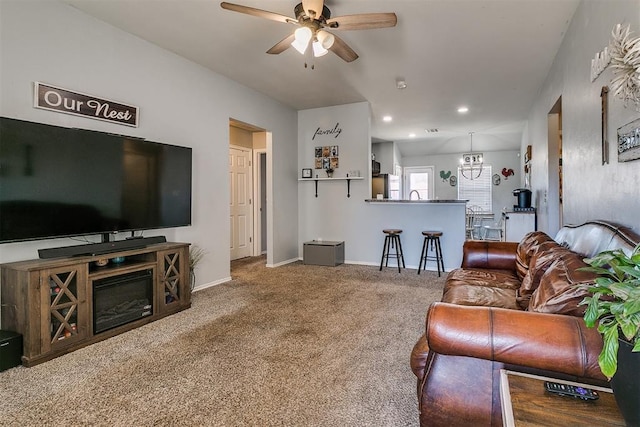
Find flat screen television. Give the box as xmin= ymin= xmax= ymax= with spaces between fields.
xmin=0 ymin=117 xmax=192 ymax=243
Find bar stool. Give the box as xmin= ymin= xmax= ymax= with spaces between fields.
xmin=379 ymin=229 xmax=405 ymax=272
xmin=418 ymin=231 xmax=445 ymax=276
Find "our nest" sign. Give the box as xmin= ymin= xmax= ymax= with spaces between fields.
xmin=34 ymin=82 xmax=139 ymax=127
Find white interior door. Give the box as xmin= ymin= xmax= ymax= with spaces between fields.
xmin=230 ymin=146 xmax=252 ymax=260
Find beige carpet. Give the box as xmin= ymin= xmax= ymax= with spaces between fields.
xmin=0 ymin=257 xmax=444 ymax=426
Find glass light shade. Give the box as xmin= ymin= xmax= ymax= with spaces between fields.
xmin=316 ymin=30 xmax=335 ymax=49
xmin=292 ymin=27 xmax=312 ymax=54
xmin=313 ymin=41 xmax=328 ymax=57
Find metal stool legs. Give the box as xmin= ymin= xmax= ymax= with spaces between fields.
xmin=379 ymin=230 xmax=405 ymax=272
xmin=418 ymin=232 xmax=444 ymax=276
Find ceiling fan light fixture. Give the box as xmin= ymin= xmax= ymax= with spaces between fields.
xmin=292 ymin=26 xmax=312 ymax=54
xmin=312 ymin=41 xmax=329 ymax=57
xmin=316 ymin=30 xmax=335 ymax=49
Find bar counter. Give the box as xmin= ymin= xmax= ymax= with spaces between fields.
xmin=357 ymin=199 xmax=467 ymax=270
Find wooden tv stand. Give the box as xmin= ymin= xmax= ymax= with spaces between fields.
xmin=1 ymin=242 xmax=191 ymax=367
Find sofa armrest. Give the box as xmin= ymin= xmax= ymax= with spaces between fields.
xmin=461 ymin=240 xmax=518 ymax=271
xmin=425 ymin=302 xmax=606 ymax=381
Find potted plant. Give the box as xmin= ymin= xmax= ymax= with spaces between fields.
xmin=580 ymin=243 xmax=640 ymax=424
xmin=325 ymin=167 xmax=334 ymax=178
xmin=189 ymin=245 xmax=206 ymax=290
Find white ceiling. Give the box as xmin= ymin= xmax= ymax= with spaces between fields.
xmin=63 ymin=0 xmax=579 ymax=156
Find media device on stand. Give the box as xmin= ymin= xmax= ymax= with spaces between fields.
xmin=37 ymin=236 xmax=167 ymax=259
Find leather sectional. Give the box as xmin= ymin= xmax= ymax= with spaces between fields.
xmin=410 ymin=221 xmax=640 ymax=426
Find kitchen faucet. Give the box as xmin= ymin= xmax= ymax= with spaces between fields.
xmin=409 ymin=190 xmax=421 ymax=200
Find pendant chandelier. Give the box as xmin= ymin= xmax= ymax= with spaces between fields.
xmin=460 ymin=132 xmax=484 ymax=180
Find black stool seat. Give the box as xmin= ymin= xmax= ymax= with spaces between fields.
xmin=418 ymin=230 xmax=445 ymax=276
xmin=380 ymin=229 xmax=405 ymax=272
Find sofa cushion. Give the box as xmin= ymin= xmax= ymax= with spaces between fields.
xmin=519 ymin=241 xmax=569 ymax=299
xmin=515 ymin=231 xmax=556 ymax=280
xmin=443 ymin=268 xmax=521 ymax=310
xmin=442 ymin=284 xmax=520 ymax=310
xmin=446 ymin=268 xmax=521 ymax=290
xmin=528 ymin=250 xmax=598 ymax=317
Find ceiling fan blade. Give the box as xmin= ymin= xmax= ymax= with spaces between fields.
xmin=327 ymin=13 xmax=398 ymax=30
xmin=329 ymin=34 xmax=358 ymax=63
xmin=302 ymin=0 xmax=325 ymax=20
xmin=220 ymin=2 xmax=294 ymax=24
xmin=266 ymin=34 xmax=295 ymax=55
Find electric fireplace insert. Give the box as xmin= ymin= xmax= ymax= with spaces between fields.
xmin=93 ymin=269 xmax=153 ymax=334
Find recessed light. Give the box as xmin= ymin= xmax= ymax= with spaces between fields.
xmin=457 ymin=106 xmax=469 ymax=113
xmin=409 ymin=133 xmax=416 ymax=138
xmin=383 ymin=116 xmax=392 ymax=122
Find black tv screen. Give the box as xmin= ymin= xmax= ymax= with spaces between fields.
xmin=0 ymin=117 xmax=192 ymax=243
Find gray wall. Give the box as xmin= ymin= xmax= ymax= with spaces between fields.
xmin=0 ymin=1 xmax=298 ymax=286
xmin=525 ymin=0 xmax=640 ymax=234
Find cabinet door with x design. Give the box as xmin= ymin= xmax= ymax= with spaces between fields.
xmin=40 ymin=264 xmax=89 ymax=354
xmin=157 ymin=247 xmax=190 ymax=314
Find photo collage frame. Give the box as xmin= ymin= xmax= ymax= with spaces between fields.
xmin=315 ymin=145 xmax=339 ymax=170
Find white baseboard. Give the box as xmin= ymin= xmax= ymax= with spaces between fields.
xmin=193 ymin=276 xmax=232 ymax=292
xmin=267 ymin=257 xmax=299 ymax=268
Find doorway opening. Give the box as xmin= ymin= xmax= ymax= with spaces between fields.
xmin=229 ymin=119 xmax=269 ymax=262
xmin=404 ymin=166 xmax=435 ymax=200
xmin=547 ymin=97 xmax=563 ymax=235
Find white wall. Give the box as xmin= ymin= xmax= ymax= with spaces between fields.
xmin=298 ymin=103 xmax=371 ymax=262
xmin=298 ymin=103 xmax=465 ymax=269
xmin=372 ymin=141 xmax=395 ymax=174
xmin=525 ymin=0 xmax=640 ymax=234
xmin=0 ymin=1 xmax=298 ymax=286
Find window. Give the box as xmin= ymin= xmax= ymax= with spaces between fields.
xmin=404 ymin=166 xmax=434 ymax=200
xmin=458 ymin=165 xmax=492 ymax=212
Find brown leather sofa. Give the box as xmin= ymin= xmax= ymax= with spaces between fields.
xmin=410 ymin=221 xmax=640 ymax=426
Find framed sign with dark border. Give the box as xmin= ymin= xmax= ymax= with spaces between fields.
xmin=34 ymin=82 xmax=139 ymax=127
xmin=618 ymin=117 xmax=640 ymax=163
xmin=302 ymin=168 xmax=313 ymax=178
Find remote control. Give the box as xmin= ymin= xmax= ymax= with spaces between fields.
xmin=544 ymin=381 xmax=599 ymax=401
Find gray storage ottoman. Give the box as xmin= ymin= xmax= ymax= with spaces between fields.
xmin=303 ymin=241 xmax=345 ymax=266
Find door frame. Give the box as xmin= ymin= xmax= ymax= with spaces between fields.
xmin=547 ymin=97 xmax=562 ymax=235
xmin=403 ymin=166 xmax=435 ymax=200
xmin=253 ymin=148 xmax=267 ymax=256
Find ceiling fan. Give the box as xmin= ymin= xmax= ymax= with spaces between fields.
xmin=220 ymin=1 xmax=397 ymax=63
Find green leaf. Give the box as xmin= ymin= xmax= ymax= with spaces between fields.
xmin=599 ymin=324 xmax=619 ymax=379
xmin=583 ymin=293 xmax=601 ymax=327
xmin=624 ymin=295 xmax=640 ymax=316
xmin=619 ymin=317 xmax=638 ymax=342
xmin=609 ymin=283 xmax=632 ymax=300
xmin=619 ymin=265 xmax=640 ymax=280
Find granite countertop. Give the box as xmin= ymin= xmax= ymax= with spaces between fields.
xmin=365 ymin=199 xmax=467 ymax=204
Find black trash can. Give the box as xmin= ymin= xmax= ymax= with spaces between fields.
xmin=0 ymin=330 xmax=22 ymax=371
xmin=513 ymin=189 xmax=532 ymax=208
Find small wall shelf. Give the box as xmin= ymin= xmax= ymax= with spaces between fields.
xmin=299 ymin=176 xmax=364 ymax=198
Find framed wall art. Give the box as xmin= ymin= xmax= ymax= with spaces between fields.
xmin=315 ymin=145 xmax=339 ymax=170
xmin=618 ymin=117 xmax=640 ymax=162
